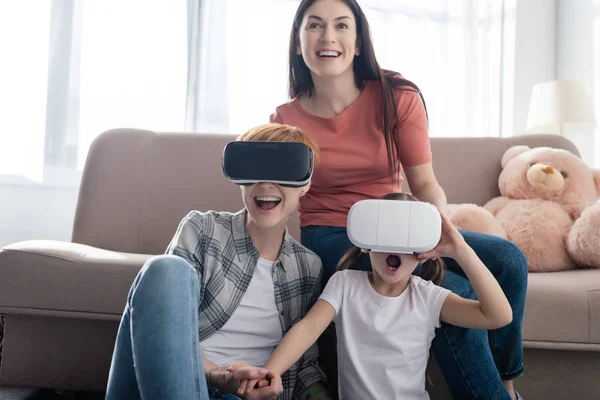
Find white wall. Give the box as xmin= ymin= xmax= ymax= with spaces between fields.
xmin=555 ymin=0 xmax=598 ymax=167
xmin=512 ymin=0 xmax=598 ymax=167
xmin=512 ymin=0 xmax=556 ymax=136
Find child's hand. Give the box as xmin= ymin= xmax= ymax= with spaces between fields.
xmin=417 ymin=208 xmax=467 ymax=261
xmin=217 ymin=361 xmax=281 ymax=399
xmin=237 ymin=373 xmax=283 ymax=400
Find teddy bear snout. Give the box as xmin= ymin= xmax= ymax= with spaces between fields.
xmin=542 ymin=165 xmax=555 ymax=174
xmin=527 ymin=163 xmax=565 ymax=193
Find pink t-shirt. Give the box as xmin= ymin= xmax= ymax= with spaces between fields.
xmin=270 ymin=80 xmax=432 ymax=228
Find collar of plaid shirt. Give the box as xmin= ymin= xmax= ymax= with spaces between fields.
xmin=229 ymin=209 xmax=294 ymax=272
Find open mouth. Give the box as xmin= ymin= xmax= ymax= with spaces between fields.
xmin=385 ymin=254 xmax=401 ymax=273
xmin=254 ymin=196 xmax=282 ymax=211
xmin=317 ymin=50 xmax=341 ymax=58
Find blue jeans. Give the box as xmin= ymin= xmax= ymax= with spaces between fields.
xmin=301 ymin=225 xmax=527 ymax=400
xmin=105 ymin=255 xmax=239 ymax=400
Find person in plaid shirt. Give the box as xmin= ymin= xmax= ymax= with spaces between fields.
xmin=105 ymin=123 xmax=330 ymax=400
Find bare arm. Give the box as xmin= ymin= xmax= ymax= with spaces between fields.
xmin=266 ymin=300 xmax=336 ymax=375
xmin=237 ymin=300 xmax=335 ymax=396
xmin=202 ymin=356 xmax=220 ymax=376
xmin=439 ymin=245 xmax=513 ymax=330
xmin=418 ymin=211 xmax=513 ymax=330
xmin=404 ymin=162 xmax=448 ymax=215
xmin=202 ymin=356 xmax=236 ymax=392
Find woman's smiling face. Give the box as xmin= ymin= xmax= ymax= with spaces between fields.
xmin=296 ymin=0 xmax=359 ymax=80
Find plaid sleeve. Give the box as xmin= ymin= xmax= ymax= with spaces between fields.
xmin=293 ymin=260 xmax=328 ymax=398
xmin=165 ymin=210 xmax=204 ymax=274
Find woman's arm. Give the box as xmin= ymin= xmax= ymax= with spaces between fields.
xmin=439 ymin=245 xmax=513 ymax=330
xmin=202 ymin=356 xmax=222 ymax=384
xmin=404 ymin=162 xmax=448 ymax=215
xmin=396 ymin=87 xmax=447 ymax=214
xmin=202 ymin=356 xmax=242 ymax=393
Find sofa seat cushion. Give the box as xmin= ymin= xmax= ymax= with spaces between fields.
xmin=524 ymin=269 xmax=600 ymax=345
xmin=0 ymin=240 xmax=149 ymax=319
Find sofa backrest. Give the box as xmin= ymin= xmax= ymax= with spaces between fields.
xmin=72 ymin=128 xmax=579 ymax=255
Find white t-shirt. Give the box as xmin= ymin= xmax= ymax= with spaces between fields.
xmin=202 ymin=258 xmax=283 ymax=367
xmin=319 ymin=270 xmax=450 ymax=400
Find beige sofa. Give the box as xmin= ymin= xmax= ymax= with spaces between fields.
xmin=1 ymin=128 xmax=598 ymax=399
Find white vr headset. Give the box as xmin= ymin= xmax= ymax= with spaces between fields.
xmin=347 ymin=199 xmax=442 ymax=254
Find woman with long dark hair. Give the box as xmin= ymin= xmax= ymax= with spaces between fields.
xmin=270 ymin=1 xmax=526 ymax=399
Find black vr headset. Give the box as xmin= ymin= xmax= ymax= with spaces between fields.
xmin=222 ymin=141 xmax=314 ymax=188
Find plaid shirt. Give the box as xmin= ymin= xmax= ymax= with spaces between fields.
xmin=166 ymin=209 xmax=326 ymax=400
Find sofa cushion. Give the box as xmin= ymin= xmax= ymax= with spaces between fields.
xmin=0 ymin=240 xmax=148 ymax=319
xmin=524 ymin=269 xmax=600 ymax=345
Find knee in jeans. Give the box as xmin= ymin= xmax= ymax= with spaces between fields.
xmin=444 ymin=275 xmax=477 ymax=300
xmin=128 ymin=255 xmax=197 ymax=309
xmin=138 ymin=255 xmax=195 ymax=290
xmin=458 ymin=283 xmax=477 ymax=300
xmin=494 ymin=239 xmax=529 ymax=287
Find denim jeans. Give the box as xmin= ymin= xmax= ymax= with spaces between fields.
xmin=301 ymin=225 xmax=527 ymax=400
xmin=105 ymin=255 xmax=239 ymax=400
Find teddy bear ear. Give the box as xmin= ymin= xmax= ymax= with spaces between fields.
xmin=501 ymin=145 xmax=531 ymax=168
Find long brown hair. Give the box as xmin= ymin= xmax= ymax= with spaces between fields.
xmin=337 ymin=193 xmax=444 ymax=285
xmin=288 ymin=0 xmax=429 ymax=177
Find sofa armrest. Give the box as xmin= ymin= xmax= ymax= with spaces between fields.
xmin=0 ymin=240 xmax=153 ymax=320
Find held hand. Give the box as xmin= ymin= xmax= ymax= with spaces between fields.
xmin=228 ymin=362 xmax=282 ymax=400
xmin=217 ymin=361 xmax=267 ymax=396
xmin=237 ymin=373 xmax=283 ymax=400
xmin=418 ymin=207 xmax=467 ymax=261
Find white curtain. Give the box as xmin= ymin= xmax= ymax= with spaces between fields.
xmin=362 ymin=0 xmax=516 ymax=138
xmin=193 ymin=0 xmax=516 ymax=138
xmin=0 ymin=0 xmax=187 ymax=247
xmin=0 ymin=0 xmax=515 ymax=247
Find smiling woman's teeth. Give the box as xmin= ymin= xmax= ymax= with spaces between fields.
xmin=255 ymin=196 xmax=281 ymax=210
xmin=318 ymin=51 xmax=339 ymax=57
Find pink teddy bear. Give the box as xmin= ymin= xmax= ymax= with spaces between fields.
xmin=450 ymin=145 xmax=600 ymax=272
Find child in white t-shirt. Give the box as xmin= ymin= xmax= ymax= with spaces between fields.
xmin=238 ymin=193 xmax=513 ymax=399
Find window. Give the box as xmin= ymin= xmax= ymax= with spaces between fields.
xmin=0 ymin=0 xmax=187 ymax=184
xmin=361 ymin=0 xmax=516 ymax=137
xmin=77 ymin=0 xmax=187 ymax=171
xmin=205 ymin=0 xmax=516 ymax=138
xmin=0 ymin=1 xmax=51 ymax=183
xmin=0 ymin=0 xmax=518 ymax=247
